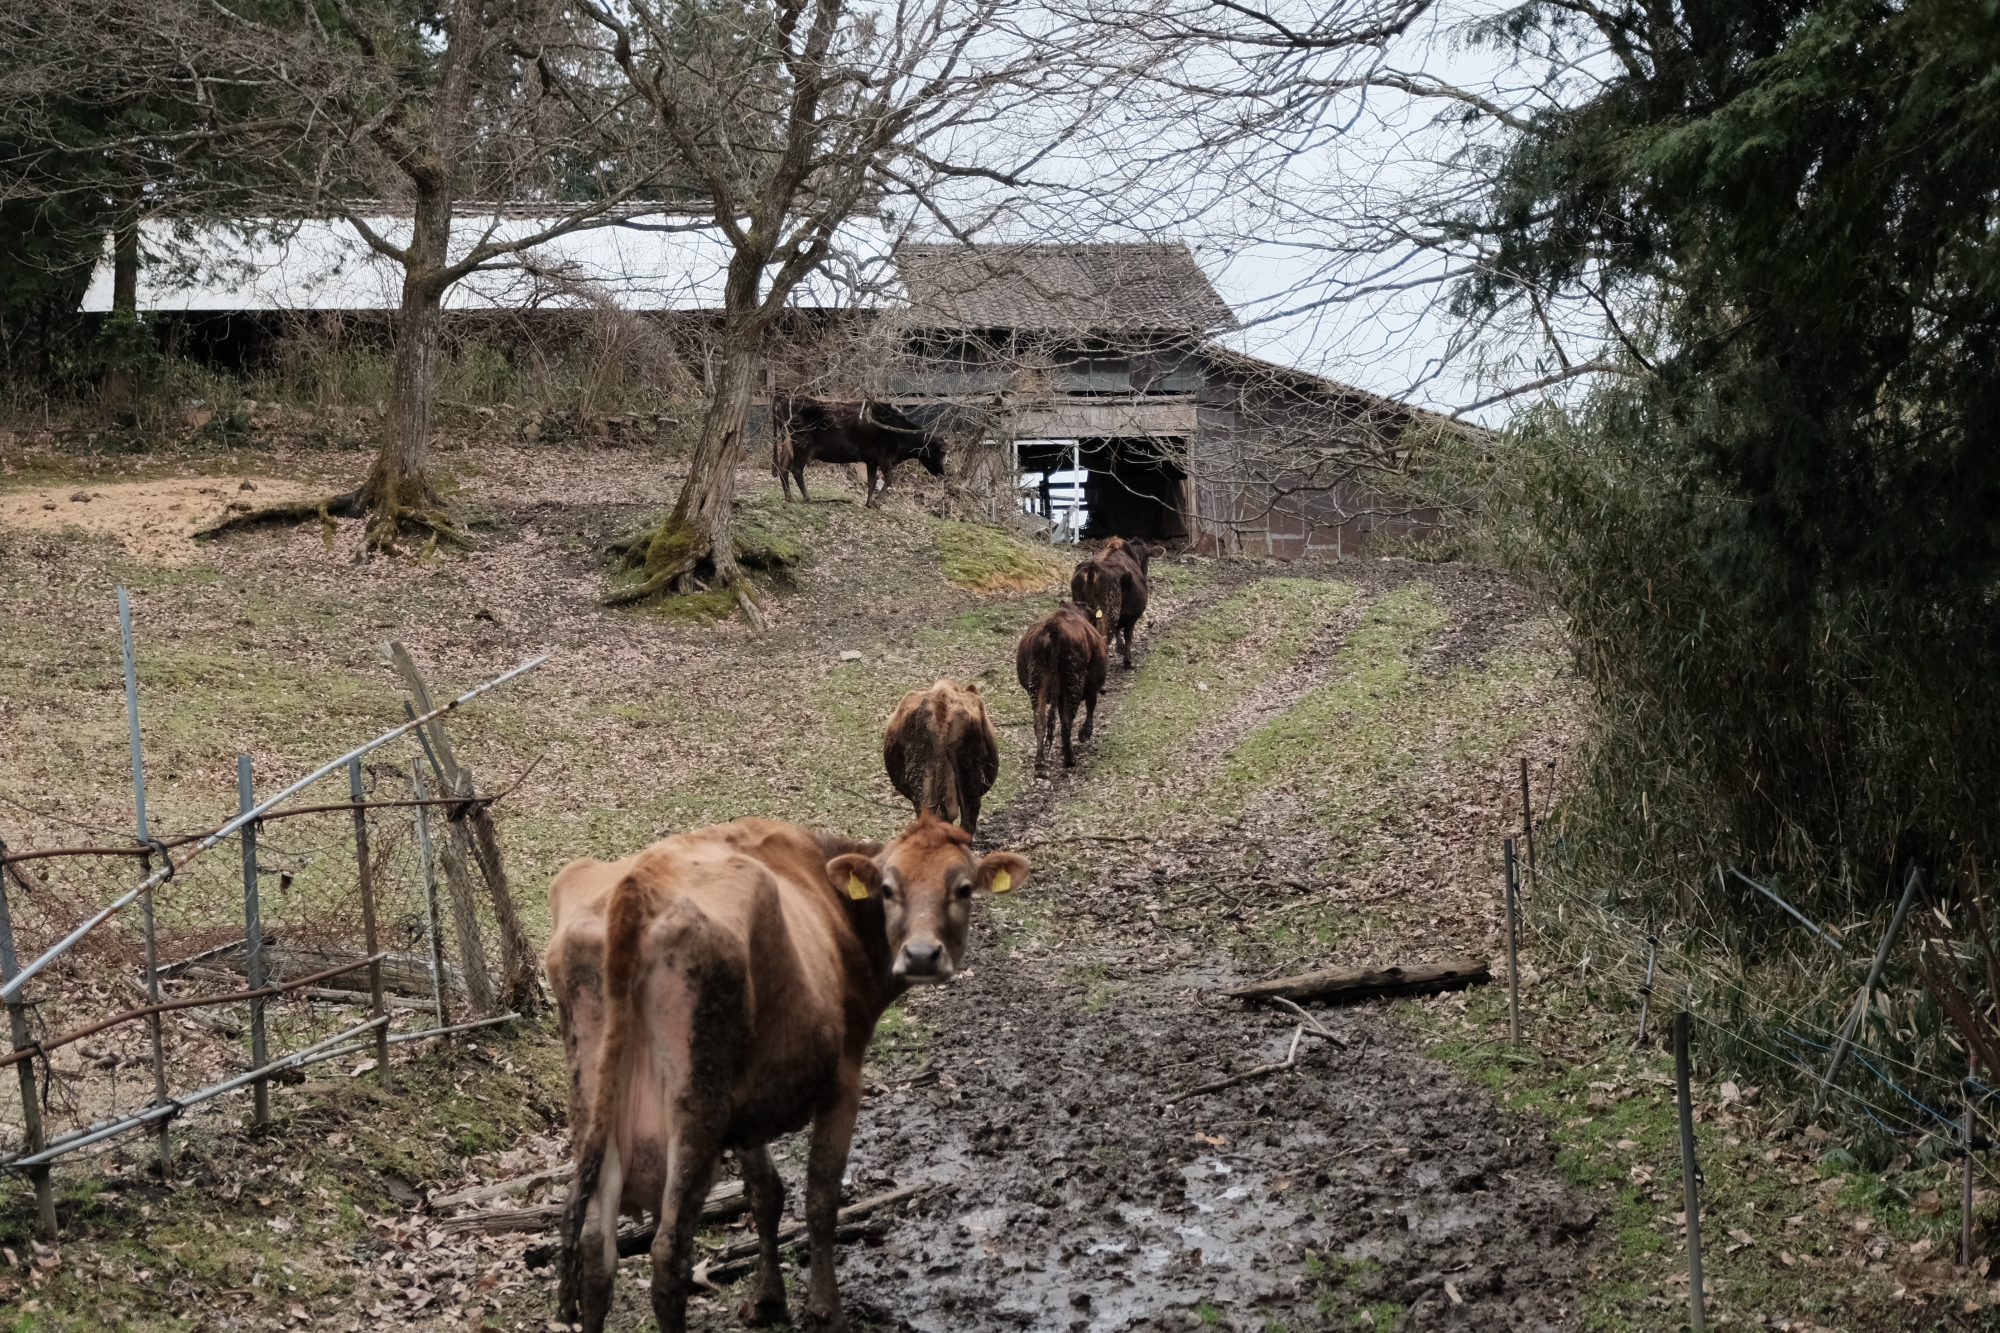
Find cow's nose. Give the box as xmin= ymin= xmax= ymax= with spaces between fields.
xmin=897 ymin=939 xmax=946 ymax=980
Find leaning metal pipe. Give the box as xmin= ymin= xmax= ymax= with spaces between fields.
xmin=0 ymin=655 xmax=546 ymax=1004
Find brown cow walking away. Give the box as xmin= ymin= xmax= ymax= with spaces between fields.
xmin=1015 ymin=603 xmax=1108 ymax=772
xmin=1072 ymin=536 xmax=1163 ymax=670
xmin=883 ymin=679 xmax=1000 ymax=835
xmin=771 ymin=395 xmax=945 ymax=506
xmin=547 ymin=816 xmax=1029 ymax=1333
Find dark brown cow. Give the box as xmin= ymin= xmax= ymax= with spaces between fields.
xmin=547 ymin=816 xmax=1029 ymax=1333
xmin=1074 ymin=537 xmax=1164 ymax=669
xmin=1068 ymin=558 xmax=1120 ymax=644
xmin=1014 ymin=603 xmax=1108 ymax=771
xmin=883 ymin=679 xmax=1000 ymax=835
xmin=772 ymin=395 xmax=945 ymax=506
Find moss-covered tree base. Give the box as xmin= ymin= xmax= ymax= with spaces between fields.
xmin=602 ymin=515 xmax=770 ymax=627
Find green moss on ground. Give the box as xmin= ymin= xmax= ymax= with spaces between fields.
xmin=934 ymin=521 xmax=1065 ymax=593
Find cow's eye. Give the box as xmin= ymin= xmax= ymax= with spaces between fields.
xmin=880 ymin=881 xmax=898 ymax=903
xmin=953 ymin=881 xmax=973 ymax=900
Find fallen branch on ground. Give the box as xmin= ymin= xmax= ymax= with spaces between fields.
xmin=1264 ymin=995 xmax=1348 ymax=1046
xmin=1225 ymin=958 xmax=1489 ymax=1005
xmin=431 ymin=1163 xmax=575 ymax=1212
xmin=1163 ymin=1025 xmax=1305 ymax=1105
xmin=464 ymin=1179 xmax=746 ymax=1244
xmin=521 ymin=1181 xmax=935 ymax=1270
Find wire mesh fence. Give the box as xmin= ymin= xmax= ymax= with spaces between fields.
xmin=0 ymin=634 xmax=544 ymax=1230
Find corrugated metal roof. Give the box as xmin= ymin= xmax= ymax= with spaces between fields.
xmin=80 ymin=213 xmax=896 ymax=313
xmin=894 ymin=242 xmax=1235 ymax=333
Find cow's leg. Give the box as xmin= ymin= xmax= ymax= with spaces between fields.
xmin=1079 ymin=685 xmax=1098 ymax=742
xmin=572 ymin=1142 xmax=623 ymax=1333
xmin=1032 ymin=680 xmax=1052 ymax=774
xmin=864 ymin=461 xmax=881 ymax=507
xmin=802 ymin=1086 xmax=863 ymax=1331
xmin=959 ymin=774 xmax=982 ymax=835
xmin=878 ymin=460 xmax=897 ymax=494
xmin=793 ymin=466 xmax=810 ymax=503
xmin=738 ymin=1143 xmax=790 ymax=1324
xmin=1059 ymin=694 xmax=1079 ymax=767
xmin=648 ymin=1127 xmax=723 ymax=1333
xmin=780 ymin=468 xmax=795 ymax=502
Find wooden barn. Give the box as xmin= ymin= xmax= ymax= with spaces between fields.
xmin=888 ymin=242 xmax=1470 ymax=556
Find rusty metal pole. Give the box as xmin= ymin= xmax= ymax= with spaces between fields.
xmin=239 ymin=756 xmax=268 ymax=1127
xmin=1504 ymin=839 xmax=1521 ymax=1046
xmin=119 ymin=589 xmax=171 ymax=1174
xmin=0 ymin=871 xmax=56 ymax=1237
xmin=349 ymin=759 xmax=390 ymax=1089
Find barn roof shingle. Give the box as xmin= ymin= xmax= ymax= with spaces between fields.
xmin=895 ymin=242 xmax=1235 ymax=334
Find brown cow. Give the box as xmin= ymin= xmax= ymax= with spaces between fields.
xmin=1075 ymin=537 xmax=1164 ymax=669
xmin=1068 ymin=558 xmax=1120 ymax=645
xmin=883 ymin=679 xmax=1000 ymax=835
xmin=772 ymin=395 xmax=946 ymax=506
xmin=1014 ymin=603 xmax=1108 ymax=772
xmin=547 ymin=816 xmax=1029 ymax=1333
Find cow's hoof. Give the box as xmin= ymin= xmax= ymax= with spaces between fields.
xmin=800 ymin=1306 xmax=846 ymax=1333
xmin=741 ymin=1295 xmax=790 ymax=1325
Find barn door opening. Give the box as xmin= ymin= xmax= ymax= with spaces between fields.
xmin=1080 ymin=437 xmax=1187 ymax=542
xmin=1013 ymin=438 xmax=1087 ymax=542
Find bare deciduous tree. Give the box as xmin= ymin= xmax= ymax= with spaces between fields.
xmin=579 ymin=0 xmax=1146 ymax=616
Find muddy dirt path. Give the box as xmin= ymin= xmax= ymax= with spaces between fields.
xmin=608 ymin=562 xmax=1596 ymax=1333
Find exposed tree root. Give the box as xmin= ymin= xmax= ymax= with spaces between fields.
xmin=190 ymin=481 xmax=467 ymax=556
xmin=193 ymin=491 xmax=363 ymax=540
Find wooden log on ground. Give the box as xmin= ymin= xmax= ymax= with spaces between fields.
xmin=446 ymin=1179 xmax=747 ymax=1239
xmin=1225 ymin=958 xmax=1490 ymax=1004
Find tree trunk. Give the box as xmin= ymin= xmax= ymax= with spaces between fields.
xmin=100 ymin=193 xmax=140 ymax=413
xmin=607 ymin=330 xmax=764 ymax=615
xmin=358 ymin=181 xmax=456 ymax=550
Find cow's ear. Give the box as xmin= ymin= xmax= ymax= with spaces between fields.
xmin=974 ymin=852 xmax=1030 ymax=896
xmin=827 ymin=853 xmax=881 ymax=902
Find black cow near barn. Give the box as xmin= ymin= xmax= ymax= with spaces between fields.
xmin=772 ymin=395 xmax=946 ymax=506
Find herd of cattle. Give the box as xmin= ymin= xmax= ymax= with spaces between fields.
xmin=545 ymin=523 xmax=1166 ymax=1333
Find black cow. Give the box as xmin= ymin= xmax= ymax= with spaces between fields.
xmin=772 ymin=395 xmax=946 ymax=506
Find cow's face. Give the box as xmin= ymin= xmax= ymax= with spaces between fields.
xmin=827 ymin=817 xmax=1029 ymax=985
xmin=915 ymin=436 xmax=947 ymax=477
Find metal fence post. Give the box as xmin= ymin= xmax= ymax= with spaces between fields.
xmin=1965 ymin=1053 xmax=1978 ymax=1268
xmin=0 ymin=870 xmax=56 ymax=1237
xmin=1674 ymin=1011 xmax=1706 ymax=1331
xmin=1635 ymin=934 xmax=1658 ymax=1048
xmin=119 ymin=588 xmax=172 ymax=1173
xmin=1518 ymin=757 xmax=1536 ymax=893
xmin=239 ymin=755 xmax=268 ymax=1127
xmin=1503 ymin=838 xmax=1521 ymax=1046
xmin=349 ymin=758 xmax=391 ymax=1088
xmin=411 ymin=760 xmax=449 ymax=1032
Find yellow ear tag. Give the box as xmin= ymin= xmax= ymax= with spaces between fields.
xmin=991 ymin=870 xmax=1012 ymax=894
xmin=846 ymin=874 xmax=869 ymax=901
xmin=1095 ymin=610 xmax=1103 ymax=619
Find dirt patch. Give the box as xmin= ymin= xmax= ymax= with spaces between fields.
xmin=0 ymin=476 xmax=329 ymax=564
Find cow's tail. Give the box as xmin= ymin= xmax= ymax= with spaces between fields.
xmin=557 ymin=873 xmax=649 ymax=1323
xmin=1032 ymin=620 xmax=1063 ymax=760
